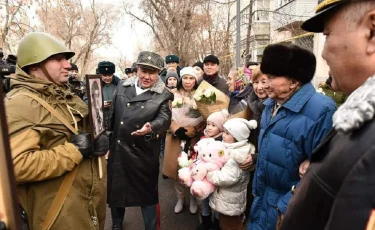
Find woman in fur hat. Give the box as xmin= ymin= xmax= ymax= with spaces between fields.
xmin=247 ymin=44 xmax=336 ymax=230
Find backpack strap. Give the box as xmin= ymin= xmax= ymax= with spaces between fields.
xmin=19 ymin=92 xmax=79 ymax=230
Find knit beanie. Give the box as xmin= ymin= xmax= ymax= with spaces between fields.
xmin=207 ymin=109 xmax=230 ymax=132
xmin=180 ymin=66 xmax=199 ymax=81
xmin=166 ymin=71 xmax=179 ymax=82
xmin=223 ymin=118 xmax=257 ymax=141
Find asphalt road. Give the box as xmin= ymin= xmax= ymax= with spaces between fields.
xmin=104 ymin=165 xmax=200 ymax=230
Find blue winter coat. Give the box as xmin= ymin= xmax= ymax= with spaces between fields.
xmin=248 ymin=83 xmax=336 ymax=230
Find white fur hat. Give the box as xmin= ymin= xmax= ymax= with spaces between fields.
xmin=180 ymin=66 xmax=199 ymax=81
xmin=223 ymin=118 xmax=257 ymax=141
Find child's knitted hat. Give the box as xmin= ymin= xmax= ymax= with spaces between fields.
xmin=207 ymin=109 xmax=229 ymax=132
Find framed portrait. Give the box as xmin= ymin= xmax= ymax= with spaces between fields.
xmin=0 ymin=81 xmax=22 ymax=229
xmin=86 ymin=74 xmax=106 ymax=140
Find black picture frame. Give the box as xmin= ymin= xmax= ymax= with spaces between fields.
xmin=86 ymin=74 xmax=106 ymax=140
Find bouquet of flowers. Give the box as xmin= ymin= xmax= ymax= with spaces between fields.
xmin=172 ymin=94 xmax=203 ymax=127
xmin=193 ymin=80 xmax=230 ymax=119
xmin=193 ymin=89 xmax=216 ymax=105
xmin=171 ymin=97 xmax=184 ymax=108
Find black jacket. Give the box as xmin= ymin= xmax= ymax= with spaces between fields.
xmin=107 ymin=77 xmax=174 ymax=207
xmin=202 ymin=74 xmax=229 ymax=95
xmin=281 ymin=119 xmax=375 ymax=230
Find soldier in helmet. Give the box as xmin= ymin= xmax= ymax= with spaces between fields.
xmin=107 ymin=51 xmax=174 ymax=230
xmin=4 ymin=32 xmax=108 ymax=230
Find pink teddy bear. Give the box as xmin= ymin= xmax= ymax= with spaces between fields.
xmin=178 ymin=138 xmax=228 ymax=200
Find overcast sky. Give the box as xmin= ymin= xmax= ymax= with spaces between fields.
xmin=94 ymin=0 xmax=152 ymax=65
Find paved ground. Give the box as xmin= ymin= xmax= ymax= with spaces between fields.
xmin=104 ymin=166 xmax=200 ymax=230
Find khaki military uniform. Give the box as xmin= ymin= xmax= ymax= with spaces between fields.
xmin=5 ymin=67 xmax=107 ymax=230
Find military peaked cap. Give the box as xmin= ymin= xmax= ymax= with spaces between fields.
xmin=137 ymin=51 xmax=164 ymax=70
xmin=302 ymin=0 xmax=364 ymax=32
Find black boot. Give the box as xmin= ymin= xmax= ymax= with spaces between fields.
xmin=213 ymin=217 xmax=221 ymax=230
xmin=196 ymin=214 xmax=213 ymax=230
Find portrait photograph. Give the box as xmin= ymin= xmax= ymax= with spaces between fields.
xmin=86 ymin=74 xmax=105 ymax=140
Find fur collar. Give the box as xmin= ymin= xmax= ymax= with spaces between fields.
xmin=333 ymin=74 xmax=375 ymax=133
xmin=122 ymin=76 xmax=165 ymax=94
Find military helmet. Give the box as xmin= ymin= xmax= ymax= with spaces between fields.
xmin=17 ymin=32 xmax=75 ymax=69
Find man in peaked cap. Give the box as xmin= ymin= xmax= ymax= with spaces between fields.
xmin=280 ymin=1 xmax=375 ymax=230
xmin=107 ymin=51 xmax=173 ymax=230
xmin=202 ymin=54 xmax=229 ymax=94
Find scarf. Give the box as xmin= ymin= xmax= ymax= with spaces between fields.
xmin=203 ymin=72 xmax=219 ymax=86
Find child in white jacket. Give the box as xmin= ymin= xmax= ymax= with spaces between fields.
xmin=206 ymin=118 xmax=257 ymax=230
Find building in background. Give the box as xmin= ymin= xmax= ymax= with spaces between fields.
xmin=230 ymin=0 xmax=329 ymax=87
xmin=230 ymin=0 xmax=272 ymax=64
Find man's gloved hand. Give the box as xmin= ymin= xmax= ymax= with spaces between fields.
xmin=93 ymin=134 xmax=109 ymax=157
xmin=174 ymin=127 xmax=189 ymax=140
xmin=71 ymin=133 xmax=94 ymax=158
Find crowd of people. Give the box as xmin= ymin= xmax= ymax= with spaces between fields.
xmin=3 ymin=0 xmax=375 ymax=230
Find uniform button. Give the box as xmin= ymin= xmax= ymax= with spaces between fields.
xmin=117 ymin=140 xmax=121 ymax=143
xmin=136 ymin=125 xmax=140 ymax=128
xmin=132 ymin=144 xmax=136 ymax=147
xmin=120 ymin=121 xmax=124 ymax=125
xmin=127 ymin=103 xmax=130 ymax=107
xmin=141 ymin=106 xmax=144 ymax=108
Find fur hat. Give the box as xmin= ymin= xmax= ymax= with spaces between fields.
xmin=260 ymin=44 xmax=316 ymax=85
xmin=137 ymin=51 xmax=164 ymax=70
xmin=223 ymin=118 xmax=257 ymax=141
xmin=207 ymin=109 xmax=230 ymax=132
xmin=165 ymin=54 xmax=180 ymax=64
xmin=180 ymin=66 xmax=199 ymax=81
xmin=98 ymin=61 xmax=115 ymax=75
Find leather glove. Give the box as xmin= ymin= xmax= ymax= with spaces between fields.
xmin=71 ymin=133 xmax=94 ymax=158
xmin=174 ymin=127 xmax=189 ymax=140
xmin=93 ymin=133 xmax=109 ymax=157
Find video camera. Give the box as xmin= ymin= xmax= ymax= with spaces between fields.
xmin=0 ymin=51 xmax=17 ymax=94
xmin=67 ymin=63 xmax=86 ymax=99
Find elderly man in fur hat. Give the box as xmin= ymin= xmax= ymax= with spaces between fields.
xmin=107 ymin=51 xmax=173 ymax=230
xmin=247 ymin=44 xmax=336 ymax=230
xmin=280 ymin=1 xmax=375 ymax=230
